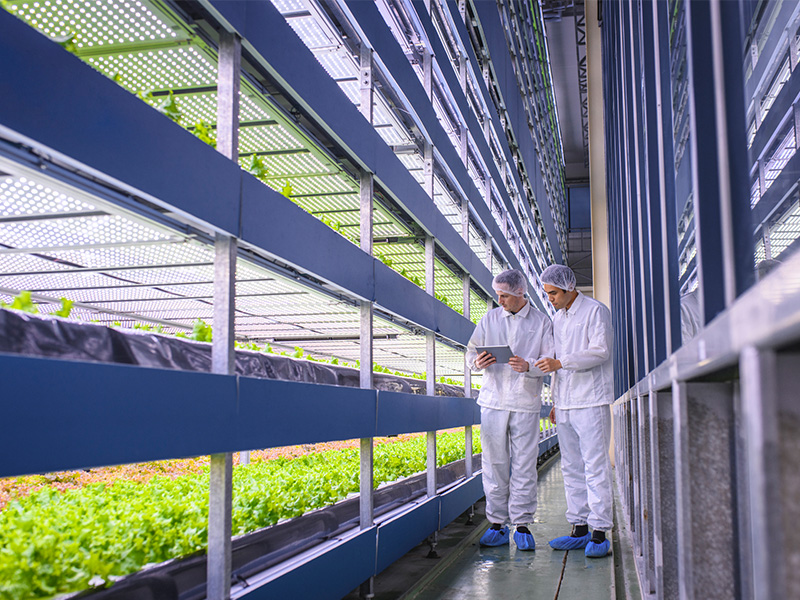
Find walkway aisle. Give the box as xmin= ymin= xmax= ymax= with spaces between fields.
xmin=411 ymin=458 xmax=614 ymax=600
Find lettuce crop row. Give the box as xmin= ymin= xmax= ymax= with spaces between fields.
xmin=0 ymin=431 xmax=481 ymax=600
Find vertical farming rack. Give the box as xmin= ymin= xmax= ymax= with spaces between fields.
xmin=0 ymin=0 xmax=566 ymax=598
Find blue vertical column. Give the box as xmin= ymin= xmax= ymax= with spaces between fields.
xmin=684 ymin=0 xmax=750 ymax=323
xmin=652 ymin=0 xmax=682 ymax=356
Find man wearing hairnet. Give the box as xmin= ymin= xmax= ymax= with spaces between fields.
xmin=534 ymin=264 xmax=614 ymax=558
xmin=465 ymin=269 xmax=554 ymax=551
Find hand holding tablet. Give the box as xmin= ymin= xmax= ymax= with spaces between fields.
xmin=476 ymin=345 xmax=514 ymax=364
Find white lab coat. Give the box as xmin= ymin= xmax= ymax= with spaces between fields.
xmin=551 ymin=291 xmax=615 ymax=532
xmin=465 ymin=301 xmax=554 ymax=412
xmin=551 ymin=292 xmax=614 ymax=409
xmin=465 ymin=300 xmax=554 ymax=526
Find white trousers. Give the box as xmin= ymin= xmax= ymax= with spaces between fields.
xmin=480 ymin=406 xmax=540 ymax=526
xmin=556 ymin=404 xmax=613 ymax=531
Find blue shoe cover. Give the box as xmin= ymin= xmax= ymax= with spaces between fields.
xmin=479 ymin=526 xmax=509 ymax=546
xmin=548 ymin=532 xmax=590 ymax=550
xmin=585 ymin=539 xmax=611 ymax=557
xmin=514 ymin=530 xmax=536 ymax=551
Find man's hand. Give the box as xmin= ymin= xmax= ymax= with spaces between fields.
xmin=475 ymin=350 xmax=497 ymax=370
xmin=534 ymin=357 xmax=562 ymax=373
xmin=508 ymin=356 xmax=529 ymax=373
xmin=549 ymin=406 xmax=556 ymax=424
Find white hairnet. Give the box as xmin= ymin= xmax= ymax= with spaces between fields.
xmin=540 ymin=264 xmax=576 ymax=292
xmin=492 ymin=269 xmax=527 ymax=297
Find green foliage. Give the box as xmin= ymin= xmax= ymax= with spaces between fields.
xmin=192 ymin=121 xmax=216 ymax=148
xmin=53 ymin=298 xmax=74 ymax=318
xmin=292 ymin=346 xmax=304 ymax=359
xmin=188 ymin=319 xmax=212 ymax=343
xmin=281 ymin=181 xmax=293 ymax=199
xmin=0 ymin=431 xmax=481 ymax=600
xmin=246 ymin=154 xmax=268 ymax=180
xmin=133 ymin=322 xmax=164 ymax=334
xmin=1 ymin=291 xmax=37 ymax=314
xmin=52 ymin=31 xmax=77 ymax=54
xmin=156 ymin=91 xmax=181 ymax=124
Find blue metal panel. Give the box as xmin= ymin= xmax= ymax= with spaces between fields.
xmin=238 ymin=174 xmax=375 ymax=302
xmin=376 ymin=497 xmax=440 ymax=573
xmin=470 ymin=0 xmax=562 ymax=260
xmin=752 ymin=151 xmax=800 ymax=227
xmin=439 ymin=475 xmax=483 ymax=528
xmin=0 ymin=10 xmax=242 ymax=236
xmin=346 ymin=0 xmax=553 ymax=282
xmin=653 ymin=0 xmax=683 ymax=355
xmin=750 ymin=69 xmax=800 ymax=161
xmin=0 ymin=355 xmax=236 ymax=478
xmin=719 ymin=1 xmax=757 ymax=298
xmin=237 ymin=377 xmax=377 ymax=448
xmin=376 ymin=391 xmax=440 ymax=436
xmin=685 ymin=0 xmax=726 ymax=323
xmin=436 ymin=395 xmax=478 ymax=430
xmin=240 ymin=528 xmax=377 ymax=600
xmin=207 ymin=0 xmax=488 ymax=298
xmin=374 ymin=262 xmax=436 ymax=333
xmin=641 ymin=0 xmax=669 ymax=366
xmin=433 ymin=300 xmax=473 ymax=345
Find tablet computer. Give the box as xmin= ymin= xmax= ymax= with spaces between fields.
xmin=476 ymin=345 xmax=514 ymax=363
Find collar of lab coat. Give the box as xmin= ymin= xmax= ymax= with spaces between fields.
xmin=563 ymin=291 xmax=585 ymax=317
xmin=502 ymin=299 xmax=531 ymax=318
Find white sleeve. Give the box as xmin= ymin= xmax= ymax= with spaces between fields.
xmin=465 ymin=317 xmax=486 ymax=371
xmin=525 ymin=317 xmax=554 ymax=378
xmin=559 ymin=307 xmax=612 ymax=371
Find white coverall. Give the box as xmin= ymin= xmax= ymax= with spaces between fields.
xmin=551 ymin=292 xmax=614 ymax=531
xmin=466 ymin=301 xmax=554 ymax=526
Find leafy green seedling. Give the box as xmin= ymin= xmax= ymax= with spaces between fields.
xmin=2 ymin=290 xmax=38 ymax=314
xmin=246 ymin=154 xmax=269 ymax=180
xmin=54 ymin=298 xmax=74 ymax=318
xmin=156 ymin=91 xmax=182 ymax=124
xmin=193 ymin=121 xmax=216 ymax=148
xmin=189 ymin=319 xmax=212 ymax=342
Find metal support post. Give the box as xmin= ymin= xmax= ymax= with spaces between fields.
xmin=359 ymin=171 xmax=374 ymax=530
xmin=794 ymin=102 xmax=800 ymax=150
xmin=463 ymin=273 xmax=472 ymax=477
xmin=209 ymin=234 xmax=236 ymax=600
xmin=740 ymin=347 xmax=785 ymax=600
xmin=423 ymin=47 xmax=433 ymax=102
xmin=425 ymin=235 xmax=436 ymax=498
xmin=360 ymin=45 xmax=373 ymax=123
xmin=208 ymin=30 xmax=239 ymax=600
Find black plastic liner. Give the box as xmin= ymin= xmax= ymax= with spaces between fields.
xmin=0 ymin=309 xmax=475 ymax=397
xmin=70 ymin=456 xmax=482 ymax=600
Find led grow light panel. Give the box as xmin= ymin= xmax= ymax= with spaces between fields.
xmin=239 ymin=124 xmax=306 ymax=155
xmin=0 ymin=215 xmax=177 ymax=251
xmin=766 ymin=200 xmax=800 ymax=259
xmin=278 ymin=174 xmax=357 ymax=197
xmin=5 ymin=0 xmax=184 ymax=49
xmin=314 ymin=48 xmax=359 ymax=81
xmin=87 ymin=45 xmax=217 ymax=94
xmin=470 ymin=289 xmax=488 ymax=323
xmin=0 ymin=177 xmax=97 ymax=216
xmin=287 ymin=14 xmax=337 ymax=50
xmin=257 ymin=152 xmax=333 ymax=178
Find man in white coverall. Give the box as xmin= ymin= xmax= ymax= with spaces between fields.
xmin=534 ymin=264 xmax=614 ymax=558
xmin=466 ymin=269 xmax=554 ymax=551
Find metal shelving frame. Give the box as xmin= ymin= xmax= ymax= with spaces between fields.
xmin=604 ymin=1 xmax=800 ymax=599
xmin=0 ymin=0 xmax=563 ymax=598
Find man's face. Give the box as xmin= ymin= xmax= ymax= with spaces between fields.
xmin=543 ymin=284 xmax=573 ymax=310
xmin=497 ymin=290 xmax=526 ymax=313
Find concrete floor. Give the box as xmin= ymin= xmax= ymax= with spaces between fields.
xmin=410 ymin=458 xmax=614 ymax=600
xmin=346 ymin=457 xmax=617 ymax=600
